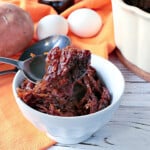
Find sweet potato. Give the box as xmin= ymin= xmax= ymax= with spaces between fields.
xmin=0 ymin=2 xmax=34 ymax=57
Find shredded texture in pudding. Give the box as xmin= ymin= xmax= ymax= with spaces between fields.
xmin=17 ymin=46 xmax=111 ymax=116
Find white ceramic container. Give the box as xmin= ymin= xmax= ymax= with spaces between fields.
xmin=111 ymin=0 xmax=150 ymax=73
xmin=12 ymin=54 xmax=124 ymax=144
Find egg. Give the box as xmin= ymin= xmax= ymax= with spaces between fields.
xmin=36 ymin=15 xmax=68 ymax=40
xmin=68 ymin=8 xmax=102 ymax=38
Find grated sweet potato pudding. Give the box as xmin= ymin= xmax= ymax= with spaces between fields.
xmin=17 ymin=46 xmax=111 ymax=116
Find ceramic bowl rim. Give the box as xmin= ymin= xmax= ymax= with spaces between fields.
xmin=116 ymin=0 xmax=150 ymax=19
xmin=12 ymin=55 xmax=125 ymax=120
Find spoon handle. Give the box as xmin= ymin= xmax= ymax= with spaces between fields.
xmin=0 ymin=69 xmax=17 ymax=75
xmin=0 ymin=57 xmax=19 ymax=68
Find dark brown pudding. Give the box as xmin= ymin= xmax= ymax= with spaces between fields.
xmin=123 ymin=0 xmax=150 ymax=13
xmin=17 ymin=46 xmax=111 ymax=117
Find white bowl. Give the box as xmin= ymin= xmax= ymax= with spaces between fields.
xmin=12 ymin=54 xmax=125 ymax=144
xmin=111 ymin=0 xmax=150 ymax=73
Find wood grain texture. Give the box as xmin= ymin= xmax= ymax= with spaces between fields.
xmin=49 ymin=51 xmax=150 ymax=150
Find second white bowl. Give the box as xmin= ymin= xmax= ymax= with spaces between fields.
xmin=111 ymin=0 xmax=150 ymax=73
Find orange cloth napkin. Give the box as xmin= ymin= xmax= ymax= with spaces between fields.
xmin=0 ymin=0 xmax=115 ymax=149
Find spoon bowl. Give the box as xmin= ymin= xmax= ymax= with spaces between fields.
xmin=0 ymin=55 xmax=46 ymax=83
xmin=19 ymin=34 xmax=71 ymax=60
xmin=0 ymin=35 xmax=71 ymax=76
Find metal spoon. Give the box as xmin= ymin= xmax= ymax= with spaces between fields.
xmin=0 ymin=55 xmax=46 ymax=83
xmin=0 ymin=35 xmax=71 ymax=75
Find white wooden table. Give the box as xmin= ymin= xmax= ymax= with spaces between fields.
xmin=49 ymin=51 xmax=150 ymax=150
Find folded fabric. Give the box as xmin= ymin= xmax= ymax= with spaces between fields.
xmin=0 ymin=0 xmax=115 ymax=149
